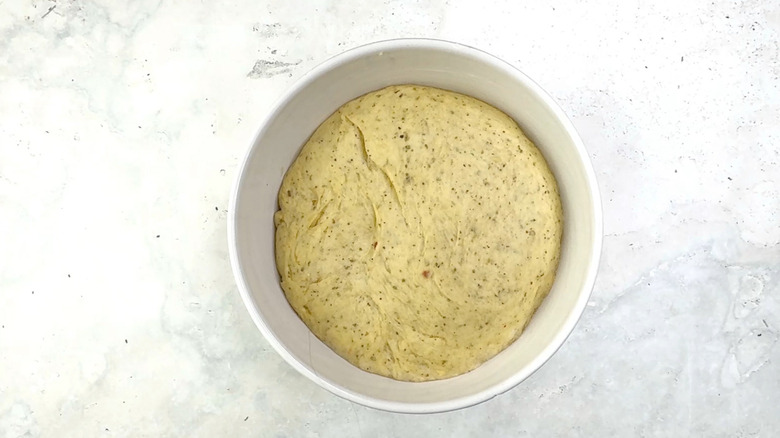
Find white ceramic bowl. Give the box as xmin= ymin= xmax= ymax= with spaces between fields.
xmin=228 ymin=39 xmax=602 ymax=413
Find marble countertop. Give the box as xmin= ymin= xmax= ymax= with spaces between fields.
xmin=2 ymin=0 xmax=779 ymax=436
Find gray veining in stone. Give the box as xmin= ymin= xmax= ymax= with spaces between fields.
xmin=1 ymin=0 xmax=778 ymax=436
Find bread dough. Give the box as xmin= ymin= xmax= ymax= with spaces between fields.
xmin=274 ymin=85 xmax=562 ymax=381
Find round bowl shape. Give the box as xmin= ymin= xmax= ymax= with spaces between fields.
xmin=228 ymin=39 xmax=602 ymax=413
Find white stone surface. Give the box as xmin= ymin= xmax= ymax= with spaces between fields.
xmin=1 ymin=0 xmax=778 ymax=436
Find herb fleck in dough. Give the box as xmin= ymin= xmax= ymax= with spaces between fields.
xmin=274 ymin=85 xmax=563 ymax=381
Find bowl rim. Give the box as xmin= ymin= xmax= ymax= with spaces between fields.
xmin=228 ymin=37 xmax=603 ymax=414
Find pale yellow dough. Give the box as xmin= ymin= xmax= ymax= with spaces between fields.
xmin=274 ymin=85 xmax=562 ymax=381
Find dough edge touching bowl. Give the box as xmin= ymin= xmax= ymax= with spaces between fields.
xmin=228 ymin=38 xmax=603 ymax=414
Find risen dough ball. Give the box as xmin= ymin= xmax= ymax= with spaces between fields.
xmin=274 ymin=85 xmax=562 ymax=381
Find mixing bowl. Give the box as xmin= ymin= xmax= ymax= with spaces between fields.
xmin=228 ymin=38 xmax=602 ymax=413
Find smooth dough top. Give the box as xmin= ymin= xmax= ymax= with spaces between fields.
xmin=274 ymin=85 xmax=563 ymax=381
